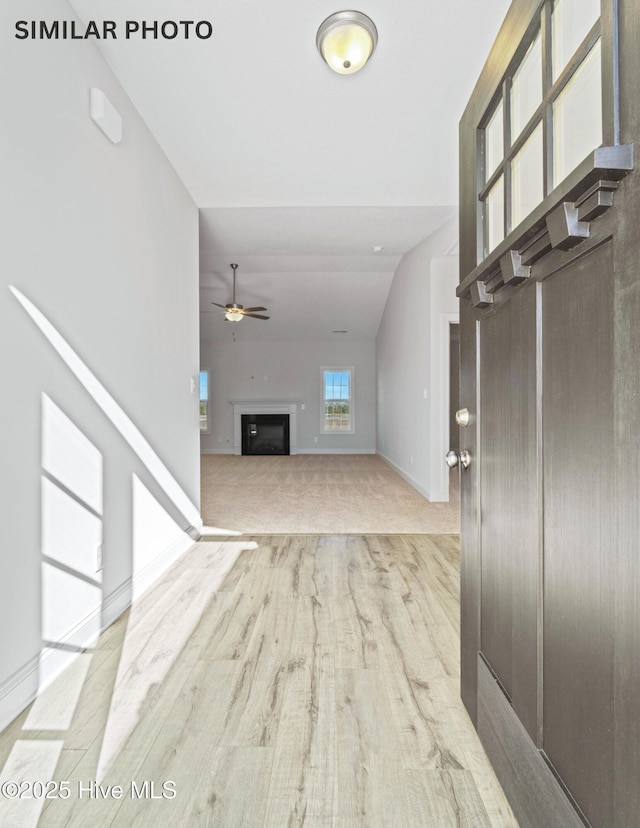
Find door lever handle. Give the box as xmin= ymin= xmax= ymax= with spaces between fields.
xmin=445 ymin=449 xmax=471 ymax=469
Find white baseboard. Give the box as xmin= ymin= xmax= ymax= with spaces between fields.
xmin=202 ymin=448 xmax=377 ymax=456
xmin=0 ymin=587 xmax=126 ymax=733
xmin=0 ymin=530 xmax=197 ymax=733
xmin=377 ymin=452 xmax=435 ymax=501
xmin=427 ymin=490 xmax=449 ymax=503
xmin=131 ymin=531 xmax=195 ymax=601
xmin=186 ymin=521 xmax=204 ymax=540
xmin=202 ymin=448 xmax=375 ymax=456
xmin=0 ymin=658 xmax=43 ymax=735
xmin=298 ymin=448 xmax=376 ymax=455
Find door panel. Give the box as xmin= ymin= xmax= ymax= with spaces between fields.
xmin=459 ymin=302 xmax=480 ymax=723
xmin=479 ymin=286 xmax=538 ymax=738
xmin=457 ymin=1 xmax=639 ymax=825
xmin=542 ymin=242 xmax=614 ymax=826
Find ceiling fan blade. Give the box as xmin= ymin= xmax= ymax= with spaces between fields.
xmin=242 ymin=313 xmax=270 ymax=320
xmin=241 ymin=306 xmax=267 ymax=313
xmin=210 ymin=302 xmax=229 ymax=309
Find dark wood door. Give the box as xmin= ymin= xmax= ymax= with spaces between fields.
xmin=457 ymin=2 xmax=639 ymax=826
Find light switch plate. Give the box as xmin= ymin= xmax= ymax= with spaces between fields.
xmin=90 ymin=88 xmax=122 ymax=144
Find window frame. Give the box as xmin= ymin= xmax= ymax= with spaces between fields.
xmin=199 ymin=368 xmax=210 ymax=434
xmin=320 ymin=366 xmax=355 ymax=435
xmin=478 ymin=0 xmax=602 ymax=262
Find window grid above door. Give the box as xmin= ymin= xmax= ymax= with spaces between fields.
xmin=478 ymin=0 xmax=602 ymax=262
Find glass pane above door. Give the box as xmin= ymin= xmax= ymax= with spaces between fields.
xmin=486 ymin=175 xmax=505 ymax=254
xmin=552 ymin=0 xmax=601 ymax=82
xmin=512 ymin=122 xmax=544 ymax=227
xmin=476 ymin=0 xmax=605 ymax=265
xmin=485 ymin=100 xmax=504 ymax=180
xmin=511 ymin=31 xmax=542 ymax=140
xmin=553 ymin=40 xmax=602 ymax=185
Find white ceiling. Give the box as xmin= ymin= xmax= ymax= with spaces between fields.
xmin=69 ymin=0 xmax=511 ymax=341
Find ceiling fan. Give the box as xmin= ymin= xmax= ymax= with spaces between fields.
xmin=211 ymin=263 xmax=269 ymax=322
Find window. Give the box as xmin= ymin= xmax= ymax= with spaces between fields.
xmin=485 ymin=175 xmax=505 ymax=251
xmin=199 ymin=370 xmax=209 ymax=433
xmin=511 ymin=122 xmax=544 ymax=226
xmin=479 ymin=0 xmax=602 ymax=260
xmin=510 ymin=31 xmax=542 ymax=141
xmin=552 ymin=39 xmax=602 ymax=185
xmin=321 ymin=368 xmax=354 ymax=434
xmin=485 ymin=99 xmax=504 ymax=180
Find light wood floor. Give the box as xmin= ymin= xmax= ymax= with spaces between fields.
xmin=0 ymin=536 xmax=517 ymax=827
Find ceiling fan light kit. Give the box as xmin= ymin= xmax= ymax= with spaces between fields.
xmin=316 ymin=10 xmax=378 ymax=75
xmin=211 ymin=263 xmax=270 ymax=323
xmin=225 ymin=307 xmax=244 ymax=322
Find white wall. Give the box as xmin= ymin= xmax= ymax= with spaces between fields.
xmin=0 ymin=0 xmax=200 ymax=729
xmin=200 ymin=338 xmax=376 ymax=453
xmin=376 ymin=216 xmax=459 ymax=500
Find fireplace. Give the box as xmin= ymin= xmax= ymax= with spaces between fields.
xmin=241 ymin=414 xmax=290 ymax=455
xmin=231 ymin=401 xmax=298 ymax=456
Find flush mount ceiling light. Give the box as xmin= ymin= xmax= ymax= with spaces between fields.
xmin=316 ymin=10 xmax=378 ymax=75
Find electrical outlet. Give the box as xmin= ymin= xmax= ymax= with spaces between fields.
xmin=96 ymin=543 xmax=104 ymax=573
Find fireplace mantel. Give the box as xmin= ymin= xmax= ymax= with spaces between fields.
xmin=231 ymin=400 xmax=298 ymax=456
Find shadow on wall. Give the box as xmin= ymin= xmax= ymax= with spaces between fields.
xmin=0 ymin=288 xmax=247 ymax=825
xmin=9 ymin=287 xmax=201 ymax=530
xmin=40 ymin=393 xmax=105 ymax=694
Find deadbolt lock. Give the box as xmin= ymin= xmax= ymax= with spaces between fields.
xmin=455 ymin=407 xmax=471 ymax=427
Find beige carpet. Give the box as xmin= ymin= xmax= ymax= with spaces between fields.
xmin=200 ymin=454 xmax=460 ymax=534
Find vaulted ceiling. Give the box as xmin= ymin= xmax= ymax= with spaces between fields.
xmin=69 ymin=0 xmax=511 ymax=340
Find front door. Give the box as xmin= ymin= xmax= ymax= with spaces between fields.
xmin=457 ymin=2 xmax=638 ymax=826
